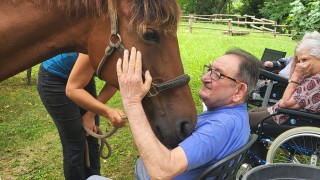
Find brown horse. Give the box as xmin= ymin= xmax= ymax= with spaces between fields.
xmin=0 ymin=0 xmax=197 ymax=148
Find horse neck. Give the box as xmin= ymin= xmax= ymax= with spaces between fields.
xmin=0 ymin=2 xmax=102 ymax=81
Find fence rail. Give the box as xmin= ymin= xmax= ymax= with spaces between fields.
xmin=181 ymin=14 xmax=294 ymax=38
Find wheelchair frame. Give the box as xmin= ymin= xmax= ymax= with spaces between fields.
xmin=247 ymin=68 xmax=320 ymax=168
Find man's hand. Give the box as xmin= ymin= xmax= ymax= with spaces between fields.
xmin=116 ymin=47 xmax=152 ymax=105
xmin=264 ymin=61 xmax=273 ymax=68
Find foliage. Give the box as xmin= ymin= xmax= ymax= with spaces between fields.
xmin=178 ymin=0 xmax=231 ymax=15
xmin=238 ymin=0 xmax=264 ymax=18
xmin=259 ymin=0 xmax=293 ymax=24
xmin=287 ymin=0 xmax=320 ymax=33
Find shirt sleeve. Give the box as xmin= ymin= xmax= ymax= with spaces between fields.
xmin=293 ymin=75 xmax=320 ymax=112
xmin=179 ymin=120 xmax=228 ymax=171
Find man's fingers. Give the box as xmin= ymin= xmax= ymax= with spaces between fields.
xmin=116 ymin=58 xmax=123 ymax=77
xmin=122 ymin=49 xmax=129 ymax=74
xmin=128 ymin=47 xmax=136 ymax=74
xmin=144 ymin=70 xmax=153 ymax=91
xmin=135 ymin=51 xmax=142 ymax=74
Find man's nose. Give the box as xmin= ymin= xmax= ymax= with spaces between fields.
xmin=201 ymin=73 xmax=211 ymax=82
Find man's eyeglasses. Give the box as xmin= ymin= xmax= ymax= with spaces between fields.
xmin=203 ymin=65 xmax=244 ymax=84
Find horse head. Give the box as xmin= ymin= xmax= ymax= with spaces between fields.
xmin=0 ymin=0 xmax=197 ymax=149
xmin=87 ymin=0 xmax=197 ymax=148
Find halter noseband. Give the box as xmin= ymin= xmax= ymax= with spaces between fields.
xmin=96 ymin=0 xmax=190 ymax=97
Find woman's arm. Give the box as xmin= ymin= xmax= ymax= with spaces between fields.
xmin=279 ymin=61 xmax=311 ymax=109
xmin=289 ymin=56 xmax=298 ymax=78
xmin=66 ymin=53 xmax=126 ymax=128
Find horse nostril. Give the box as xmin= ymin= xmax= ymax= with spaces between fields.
xmin=177 ymin=120 xmax=193 ymax=141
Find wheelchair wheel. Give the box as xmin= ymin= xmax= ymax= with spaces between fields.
xmin=266 ymin=126 xmax=320 ymax=167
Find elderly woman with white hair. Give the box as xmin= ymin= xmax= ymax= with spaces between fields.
xmin=249 ymin=31 xmax=320 ymax=129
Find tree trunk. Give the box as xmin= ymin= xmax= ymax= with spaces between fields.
xmin=217 ymin=0 xmax=228 ymax=13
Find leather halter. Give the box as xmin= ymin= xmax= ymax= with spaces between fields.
xmin=95 ymin=0 xmax=190 ymax=97
xmin=96 ymin=0 xmax=124 ymax=79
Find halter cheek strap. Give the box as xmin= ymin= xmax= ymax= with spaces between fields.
xmin=96 ymin=0 xmax=125 ymax=79
xmin=95 ymin=0 xmax=190 ymax=98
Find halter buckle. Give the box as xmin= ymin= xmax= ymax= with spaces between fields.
xmin=147 ymin=83 xmax=159 ymax=97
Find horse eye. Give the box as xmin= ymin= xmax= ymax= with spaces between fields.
xmin=143 ymin=30 xmax=159 ymax=42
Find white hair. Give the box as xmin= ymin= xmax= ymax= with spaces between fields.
xmin=302 ymin=31 xmax=320 ymax=40
xmin=296 ymin=38 xmax=320 ymax=59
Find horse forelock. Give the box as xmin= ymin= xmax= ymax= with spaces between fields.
xmin=34 ymin=0 xmax=107 ymax=17
xmin=122 ymin=0 xmax=181 ymax=36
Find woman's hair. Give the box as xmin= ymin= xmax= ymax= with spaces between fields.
xmin=296 ymin=38 xmax=320 ymax=59
xmin=302 ymin=31 xmax=320 ymax=41
xmin=225 ymin=48 xmax=261 ymax=99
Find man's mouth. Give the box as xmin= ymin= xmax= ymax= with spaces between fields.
xmin=203 ymin=83 xmax=211 ymax=90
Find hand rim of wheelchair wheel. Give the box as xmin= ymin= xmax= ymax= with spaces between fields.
xmin=266 ymin=126 xmax=320 ymax=167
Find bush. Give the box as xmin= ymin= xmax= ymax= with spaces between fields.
xmin=288 ymin=0 xmax=320 ymax=33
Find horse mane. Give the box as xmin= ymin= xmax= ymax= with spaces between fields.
xmin=124 ymin=0 xmax=181 ymax=36
xmin=34 ymin=0 xmax=107 ymax=18
xmin=34 ymin=0 xmax=181 ymax=36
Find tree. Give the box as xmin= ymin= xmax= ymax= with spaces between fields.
xmin=178 ymin=0 xmax=230 ymax=14
xmin=288 ymin=0 xmax=320 ymax=33
xmin=239 ymin=0 xmax=264 ymax=18
xmin=259 ymin=0 xmax=293 ymax=24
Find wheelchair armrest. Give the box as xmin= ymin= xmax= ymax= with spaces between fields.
xmin=260 ymin=68 xmax=288 ymax=85
xmin=275 ymin=108 xmax=320 ymax=121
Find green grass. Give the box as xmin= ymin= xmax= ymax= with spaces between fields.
xmin=0 ymin=24 xmax=296 ymax=179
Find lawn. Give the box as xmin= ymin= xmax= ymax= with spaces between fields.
xmin=0 ymin=25 xmax=296 ymax=179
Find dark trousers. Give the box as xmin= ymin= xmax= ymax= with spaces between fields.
xmin=37 ymin=65 xmax=100 ymax=180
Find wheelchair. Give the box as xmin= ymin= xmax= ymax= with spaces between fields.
xmin=248 ymin=48 xmax=287 ymax=107
xmin=246 ymin=69 xmax=320 ymax=169
xmin=248 ymin=68 xmax=287 ymax=107
xmin=248 ymin=108 xmax=320 ymax=166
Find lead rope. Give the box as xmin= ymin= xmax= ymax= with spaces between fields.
xmin=84 ymin=125 xmax=118 ymax=167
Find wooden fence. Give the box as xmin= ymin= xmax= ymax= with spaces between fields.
xmin=181 ymin=14 xmax=294 ymax=38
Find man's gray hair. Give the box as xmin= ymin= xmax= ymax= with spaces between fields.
xmin=225 ymin=48 xmax=261 ymax=99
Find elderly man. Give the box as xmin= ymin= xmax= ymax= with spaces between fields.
xmin=89 ymin=47 xmax=260 ymax=180
xmin=119 ymin=47 xmax=261 ymax=180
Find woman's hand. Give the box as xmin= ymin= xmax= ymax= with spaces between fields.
xmin=291 ymin=61 xmax=312 ymax=81
xmin=116 ymin=47 xmax=152 ymax=106
xmin=106 ymin=107 xmax=126 ymax=128
xmin=82 ymin=111 xmax=97 ymax=136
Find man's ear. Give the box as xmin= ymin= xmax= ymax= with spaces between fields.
xmin=232 ymin=83 xmax=248 ymax=102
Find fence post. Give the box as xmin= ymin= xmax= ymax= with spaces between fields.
xmin=244 ymin=14 xmax=247 ymax=28
xmin=273 ymin=22 xmax=277 ymax=38
xmin=262 ymin=19 xmax=265 ymax=34
xmin=188 ymin=14 xmax=193 ymax=33
xmin=236 ymin=15 xmax=240 ymax=27
xmin=228 ymin=19 xmax=232 ymax=36
xmin=252 ymin=16 xmax=255 ymax=32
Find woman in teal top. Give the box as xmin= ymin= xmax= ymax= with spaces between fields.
xmin=37 ymin=53 xmax=100 ymax=179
